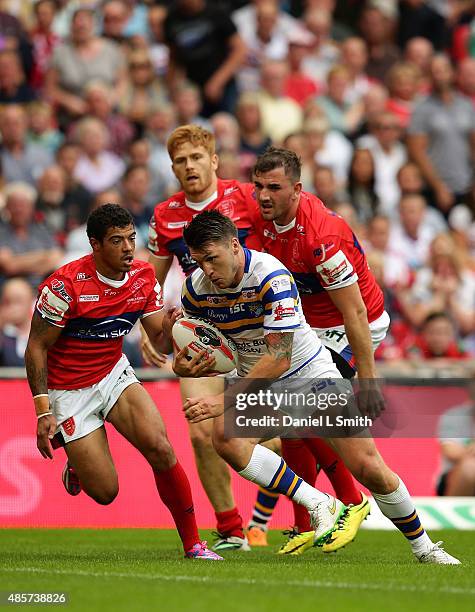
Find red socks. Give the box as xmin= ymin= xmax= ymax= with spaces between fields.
xmin=215 ymin=507 xmax=244 ymax=538
xmin=281 ymin=439 xmax=317 ymax=532
xmin=154 ymin=462 xmax=199 ymax=552
xmin=303 ymin=438 xmax=361 ymax=506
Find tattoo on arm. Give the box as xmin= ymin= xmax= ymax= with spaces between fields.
xmin=264 ymin=332 xmax=293 ymax=362
xmin=25 ymin=312 xmax=60 ymax=396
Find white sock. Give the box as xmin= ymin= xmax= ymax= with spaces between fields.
xmin=372 ymin=477 xmax=433 ymax=555
xmin=239 ymin=444 xmax=328 ymax=510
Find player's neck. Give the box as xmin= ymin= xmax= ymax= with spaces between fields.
xmin=94 ymin=258 xmax=127 ymax=282
xmin=185 ymin=176 xmax=218 ymax=203
xmin=229 ymin=248 xmax=245 ymax=288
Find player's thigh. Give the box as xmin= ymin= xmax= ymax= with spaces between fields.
xmin=107 ymin=382 xmax=174 ymax=461
xmin=65 ymin=426 xmax=118 ymax=498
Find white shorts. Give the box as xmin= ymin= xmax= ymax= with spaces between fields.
xmin=48 ymin=355 xmax=139 ymax=444
xmin=313 ymin=310 xmax=390 ymax=368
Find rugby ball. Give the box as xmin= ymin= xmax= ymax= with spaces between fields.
xmin=172 ymin=317 xmax=238 ymax=374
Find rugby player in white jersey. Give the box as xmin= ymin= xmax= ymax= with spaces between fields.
xmin=174 ymin=210 xmax=460 ymax=564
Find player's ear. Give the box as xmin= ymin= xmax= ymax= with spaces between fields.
xmin=231 ymin=236 xmax=240 ymax=253
xmin=211 ymin=153 xmax=219 ymax=171
xmin=89 ymin=237 xmax=100 ymax=252
xmin=293 ymin=182 xmax=303 ymax=199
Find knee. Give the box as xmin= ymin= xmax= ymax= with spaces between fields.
xmin=89 ymin=484 xmax=119 ymax=505
xmin=211 ymin=429 xmax=230 ymax=461
xmin=141 ymin=434 xmax=176 ymax=471
xmin=457 ymin=456 xmax=475 ymax=482
xmin=189 ymin=422 xmax=214 ymax=455
xmin=351 ymin=448 xmax=388 ymax=489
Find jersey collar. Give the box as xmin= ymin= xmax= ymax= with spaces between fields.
xmin=96 ymin=270 xmax=129 ymax=288
xmin=185 ymin=190 xmax=218 ymax=211
xmin=273 ymin=217 xmax=296 ymax=233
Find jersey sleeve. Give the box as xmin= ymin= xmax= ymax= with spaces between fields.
xmin=311 ymin=235 xmax=358 ymax=291
xmin=148 ymin=211 xmax=172 ymax=259
xmin=141 ymin=277 xmax=164 ymax=318
xmin=259 ymin=269 xmax=301 ymax=333
xmin=36 ymin=275 xmax=75 ymax=328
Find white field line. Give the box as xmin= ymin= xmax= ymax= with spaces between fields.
xmin=0 ymin=566 xmax=473 ymax=597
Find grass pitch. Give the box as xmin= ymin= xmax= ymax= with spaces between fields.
xmin=0 ymin=529 xmax=473 ymax=611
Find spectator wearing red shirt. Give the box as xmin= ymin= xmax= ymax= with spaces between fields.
xmin=404 ymin=312 xmax=469 ymax=361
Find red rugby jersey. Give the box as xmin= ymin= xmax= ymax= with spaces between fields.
xmin=251 ymin=192 xmax=384 ymax=328
xmin=148 ymin=179 xmax=261 ymax=274
xmin=36 ymin=254 xmax=163 ymax=389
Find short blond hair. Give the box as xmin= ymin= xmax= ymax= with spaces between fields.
xmin=167 ymin=124 xmax=216 ymax=159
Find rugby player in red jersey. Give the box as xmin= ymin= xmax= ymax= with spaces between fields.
xmin=24 ymin=204 xmax=222 ymax=560
xmin=141 ymin=124 xmax=277 ymax=550
xmin=249 ymin=148 xmax=458 ymax=562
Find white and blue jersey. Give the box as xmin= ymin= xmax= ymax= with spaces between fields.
xmin=182 ymin=249 xmax=326 ymax=377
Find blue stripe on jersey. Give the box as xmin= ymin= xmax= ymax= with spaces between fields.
xmin=258 ymin=268 xmax=293 ymax=293
xmin=292 ymin=272 xmax=325 ymax=295
xmin=63 ymin=311 xmax=141 ymax=341
xmin=244 ymin=247 xmax=251 ymax=272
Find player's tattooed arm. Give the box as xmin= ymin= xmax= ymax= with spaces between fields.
xmin=25 ymin=312 xmax=62 ymax=395
xmin=264 ymin=332 xmax=294 ymax=363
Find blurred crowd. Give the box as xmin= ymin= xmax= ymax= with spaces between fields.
xmin=0 ymin=0 xmax=474 ymax=371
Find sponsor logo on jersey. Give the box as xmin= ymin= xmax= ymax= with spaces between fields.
xmin=316 ymin=250 xmax=353 ymax=286
xmin=127 ymin=296 xmax=147 ymax=304
xmin=167 ymin=221 xmax=188 ymax=229
xmin=223 ymin=186 xmax=238 ymax=196
xmin=242 ymin=289 xmax=256 ymax=299
xmin=206 ymin=295 xmax=228 ymax=304
xmin=62 ymin=417 xmax=75 ymax=437
xmin=168 ymin=200 xmax=183 ymax=209
xmin=104 ymin=289 xmax=119 ymax=296
xmin=37 ymin=286 xmax=69 ymax=322
xmin=271 ymin=276 xmax=291 ymax=292
xmin=75 ymin=272 xmax=92 ymax=281
xmin=79 ymin=294 xmax=100 ymax=302
xmin=273 ymin=302 xmax=295 ymax=321
xmin=296 ymin=224 xmax=306 ymax=234
xmin=50 ymin=279 xmax=72 ymax=303
xmin=263 ymin=228 xmax=276 ymax=240
xmin=129 ymin=268 xmax=140 ymax=276
xmin=217 ymin=199 xmax=235 ymax=218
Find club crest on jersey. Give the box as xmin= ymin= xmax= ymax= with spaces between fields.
xmin=50 ymin=279 xmax=72 ymax=303
xmin=217 ymin=199 xmax=235 ymax=218
xmin=131 ymin=278 xmax=147 ymax=293
xmin=248 ymin=303 xmax=264 ymax=317
xmin=273 ymin=302 xmax=295 ymax=321
xmin=62 ymin=417 xmax=75 ymax=436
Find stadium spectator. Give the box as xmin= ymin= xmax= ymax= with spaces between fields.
xmin=27 ymin=101 xmax=63 ymax=154
xmin=283 ymin=29 xmax=320 ymax=107
xmin=72 ymin=80 xmax=136 ymax=156
xmin=236 ymin=92 xmax=272 ymax=179
xmin=36 ymin=165 xmax=92 ymax=240
xmin=210 ymin=112 xmax=241 ymax=155
xmin=164 ymin=0 xmax=247 ymax=116
xmin=366 ymin=214 xmax=412 ymax=289
xmin=29 ymin=0 xmax=61 ymax=91
xmin=0 ymin=104 xmax=54 ymax=186
xmin=73 ymin=117 xmax=126 ymax=194
xmin=301 ymin=7 xmax=340 ymax=83
xmin=0 ymin=277 xmax=34 ymax=367
xmin=437 ymin=378 xmax=475 ymax=496
xmin=341 ymin=36 xmax=371 ymax=105
xmin=357 ymin=111 xmax=407 ymax=217
xmin=46 ymin=8 xmax=127 ymax=125
xmin=147 ymin=4 xmax=170 ymax=78
xmin=118 ymin=49 xmax=167 ymax=132
xmin=312 ymin=165 xmax=344 ymax=209
xmin=390 ymin=193 xmax=439 ymax=270
xmin=0 ymin=182 xmax=62 ymax=288
xmin=283 ymin=131 xmax=315 ymax=193
xmin=403 ymin=36 xmax=434 ymax=94
xmin=0 ymin=49 xmax=36 ymax=105
xmin=385 ymin=61 xmax=421 ymax=129
xmin=457 ymin=56 xmax=475 ymax=105
xmin=407 ymin=53 xmax=475 ymax=216
xmin=404 ymin=312 xmax=469 ymax=361
xmin=173 ymin=82 xmax=212 ymax=131
xmin=399 ymin=233 xmax=475 ymax=334
xmin=256 ymin=59 xmax=303 ymax=143
xmin=358 ymin=5 xmax=400 ymax=82
xmin=347 ymin=148 xmax=379 ymax=223
xmin=304 ymin=116 xmax=353 ymax=186
xmin=101 ymin=0 xmax=130 ymax=45
xmin=398 ymin=0 xmax=448 ymax=51
xmin=120 ymin=163 xmax=153 ymax=248
xmin=314 ymin=64 xmax=365 ymax=136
